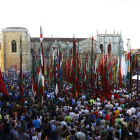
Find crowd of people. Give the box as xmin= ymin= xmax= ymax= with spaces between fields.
xmin=0 ymin=71 xmax=140 ymax=140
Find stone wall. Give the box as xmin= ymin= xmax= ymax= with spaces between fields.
xmin=0 ymin=34 xmax=4 ymax=71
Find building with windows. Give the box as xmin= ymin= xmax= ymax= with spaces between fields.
xmin=96 ymin=30 xmax=124 ymax=57
xmin=0 ymin=27 xmax=124 ymax=72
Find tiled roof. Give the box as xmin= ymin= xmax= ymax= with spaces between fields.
xmin=30 ymin=38 xmax=88 ymax=42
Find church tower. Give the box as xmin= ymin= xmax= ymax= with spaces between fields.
xmin=0 ymin=27 xmax=31 ymax=72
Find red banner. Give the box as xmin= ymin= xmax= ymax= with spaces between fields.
xmin=14 ymin=65 xmax=17 ymax=73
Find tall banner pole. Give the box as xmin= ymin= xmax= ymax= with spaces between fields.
xmin=91 ymin=37 xmax=94 ymax=94
xmin=137 ymin=55 xmax=139 ymax=94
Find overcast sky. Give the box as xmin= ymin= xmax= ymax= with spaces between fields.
xmin=0 ymin=0 xmax=140 ymax=50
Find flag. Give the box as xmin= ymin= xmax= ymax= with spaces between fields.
xmin=137 ymin=61 xmax=139 ymax=94
xmin=119 ymin=59 xmax=122 ymax=87
xmin=125 ymin=41 xmax=131 ymax=89
xmin=40 ymin=26 xmax=43 ymax=42
xmin=32 ymin=78 xmax=36 ymax=103
xmin=91 ymin=36 xmax=94 ymax=92
xmin=0 ymin=70 xmax=9 ymax=98
xmin=94 ymin=48 xmax=97 ymax=73
xmin=68 ymin=51 xmax=71 ymax=82
xmin=38 ymin=26 xmax=45 ymax=105
xmin=121 ymin=55 xmax=126 ymax=76
xmin=58 ymin=52 xmax=63 ymax=93
xmin=34 ymin=51 xmax=39 ymax=92
xmin=20 ymin=38 xmax=24 ymax=104
xmin=73 ymin=36 xmax=77 ymax=96
xmin=55 ymin=83 xmax=58 ymax=97
xmin=49 ymin=41 xmax=53 ymax=84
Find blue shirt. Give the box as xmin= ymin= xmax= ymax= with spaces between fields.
xmin=45 ymin=91 xmax=47 ymax=97
xmin=93 ymin=123 xmax=96 ymax=127
xmin=72 ymin=99 xmax=75 ymax=106
xmin=96 ymin=118 xmax=101 ymax=123
xmin=90 ymin=114 xmax=95 ymax=121
xmin=102 ymin=110 xmax=106 ymax=114
xmin=29 ymin=108 xmax=34 ymax=112
xmin=116 ymin=129 xmax=121 ymax=138
xmin=125 ymin=116 xmax=130 ymax=122
xmin=32 ymin=119 xmax=40 ymax=129
xmin=51 ymin=124 xmax=57 ymax=132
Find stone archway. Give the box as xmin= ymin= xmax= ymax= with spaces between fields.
xmin=100 ymin=44 xmax=103 ymax=53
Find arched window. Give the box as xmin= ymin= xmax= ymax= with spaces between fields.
xmin=11 ymin=40 xmax=17 ymax=53
xmin=31 ymin=48 xmax=33 ymax=53
xmin=108 ymin=44 xmax=111 ymax=54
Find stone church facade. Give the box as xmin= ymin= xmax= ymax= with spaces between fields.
xmin=0 ymin=27 xmax=124 ymax=72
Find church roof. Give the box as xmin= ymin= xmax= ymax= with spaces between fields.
xmin=30 ymin=37 xmax=88 ymax=42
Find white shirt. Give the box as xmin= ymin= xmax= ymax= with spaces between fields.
xmin=47 ymin=94 xmax=50 ymax=100
xmin=59 ymin=97 xmax=65 ymax=102
xmin=69 ymin=112 xmax=75 ymax=120
xmin=78 ymin=111 xmax=82 ymax=115
xmin=81 ymin=120 xmax=85 ymax=128
xmin=96 ymin=102 xmax=101 ymax=107
xmin=130 ymin=107 xmax=136 ymax=114
xmin=50 ymin=93 xmax=55 ymax=99
xmin=126 ymin=109 xmax=132 ymax=116
xmin=84 ymin=101 xmax=88 ymax=106
xmin=98 ymin=111 xmax=103 ymax=116
xmin=32 ymin=136 xmax=38 ymax=140
xmin=108 ymin=104 xmax=114 ymax=109
xmin=82 ymin=95 xmax=86 ymax=100
xmin=77 ymin=101 xmax=81 ymax=106
xmin=128 ymin=94 xmax=131 ymax=99
xmin=37 ymin=132 xmax=41 ymax=140
xmin=63 ymin=84 xmax=65 ymax=89
xmin=75 ymin=114 xmax=79 ymax=120
xmin=111 ymin=95 xmax=114 ymax=100
xmin=84 ymin=109 xmax=89 ymax=115
xmin=105 ymin=104 xmax=110 ymax=109
xmin=9 ymin=93 xmax=12 ymax=96
xmin=77 ymin=131 xmax=86 ymax=140
xmin=61 ymin=121 xmax=67 ymax=127
xmin=115 ymin=103 xmax=119 ymax=108
xmin=125 ymin=95 xmax=129 ymax=99
xmin=117 ymin=107 xmax=122 ymax=112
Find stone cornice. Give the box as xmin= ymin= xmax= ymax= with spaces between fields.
xmin=2 ymin=29 xmax=28 ymax=33
xmin=96 ymin=34 xmax=122 ymax=37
